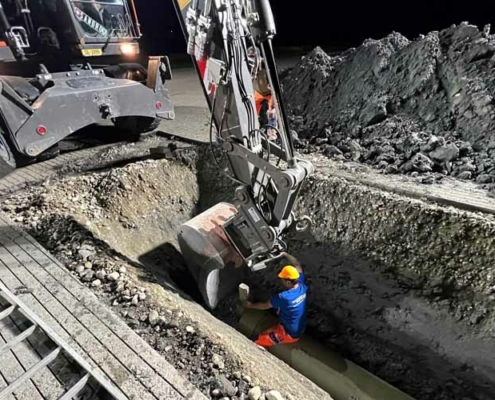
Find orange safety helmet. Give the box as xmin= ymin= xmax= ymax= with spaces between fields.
xmin=278 ymin=265 xmax=300 ymax=280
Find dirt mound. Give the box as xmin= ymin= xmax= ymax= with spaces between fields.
xmin=283 ymin=22 xmax=495 ymax=188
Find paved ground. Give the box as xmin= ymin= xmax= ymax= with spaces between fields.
xmin=159 ymin=67 xmax=210 ymax=142
xmin=0 ymin=147 xmax=105 ymax=198
xmin=0 ymin=211 xmax=207 ymax=400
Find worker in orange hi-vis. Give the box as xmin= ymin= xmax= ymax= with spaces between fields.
xmin=243 ymin=252 xmax=308 ymax=347
xmin=253 ymin=61 xmax=273 ymax=118
xmin=248 ymin=46 xmax=279 ymax=141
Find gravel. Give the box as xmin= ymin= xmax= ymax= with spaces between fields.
xmin=107 ymin=271 xmax=120 ymax=281
xmin=216 ymin=375 xmax=237 ymax=397
xmin=212 ymin=353 xmax=225 ymax=370
xmin=238 ymin=379 xmax=249 ymax=394
xmin=81 ymin=270 xmax=95 ymax=282
xmin=78 ymin=249 xmax=94 ymax=260
xmin=248 ymin=387 xmax=262 ymax=400
xmin=149 ymin=310 xmax=160 ymax=326
xmin=185 ymin=325 xmax=195 ymax=334
xmin=91 ymin=279 xmax=102 ymax=287
xmin=266 ymin=392 xmax=284 ymax=400
xmin=75 ymin=265 xmax=85 ymax=274
xmin=96 ymin=270 xmax=107 ymax=280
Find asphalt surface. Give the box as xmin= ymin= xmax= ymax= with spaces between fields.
xmin=159 ymin=67 xmax=211 ymax=142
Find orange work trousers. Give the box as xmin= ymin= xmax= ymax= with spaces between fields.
xmin=255 ymin=323 xmax=300 ymax=348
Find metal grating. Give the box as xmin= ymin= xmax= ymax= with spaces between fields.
xmin=0 ymin=282 xmax=128 ymax=400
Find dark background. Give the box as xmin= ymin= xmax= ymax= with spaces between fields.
xmin=135 ymin=0 xmax=495 ymax=55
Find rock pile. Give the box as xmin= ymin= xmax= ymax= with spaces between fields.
xmin=283 ymin=22 xmax=495 ymax=189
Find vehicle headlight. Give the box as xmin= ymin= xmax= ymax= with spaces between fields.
xmin=120 ymin=43 xmax=137 ymax=56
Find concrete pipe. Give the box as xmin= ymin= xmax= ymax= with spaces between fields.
xmin=238 ymin=310 xmax=415 ymax=400
xmin=177 ymin=202 xmax=245 ymax=309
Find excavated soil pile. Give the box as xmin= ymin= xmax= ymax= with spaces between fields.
xmin=283 ymin=22 xmax=495 ymax=188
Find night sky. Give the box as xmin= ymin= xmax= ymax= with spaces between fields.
xmin=135 ymin=0 xmax=495 ymax=55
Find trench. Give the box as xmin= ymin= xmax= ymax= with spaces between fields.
xmin=5 ymin=145 xmax=495 ymax=400
xmin=196 ymin=149 xmax=495 ymax=400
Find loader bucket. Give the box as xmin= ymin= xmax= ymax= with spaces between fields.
xmin=178 ymin=202 xmax=245 ymax=309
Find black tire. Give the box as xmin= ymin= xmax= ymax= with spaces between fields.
xmin=113 ymin=116 xmax=161 ymax=137
xmin=0 ymin=132 xmax=16 ymax=168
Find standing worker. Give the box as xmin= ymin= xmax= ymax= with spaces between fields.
xmin=244 ymin=252 xmax=308 ymax=347
xmin=247 ymin=46 xmax=279 ymax=143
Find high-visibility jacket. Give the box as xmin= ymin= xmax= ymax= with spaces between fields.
xmin=254 ymin=91 xmax=273 ymax=114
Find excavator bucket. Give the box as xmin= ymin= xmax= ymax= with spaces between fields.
xmin=178 ymin=202 xmax=246 ymax=309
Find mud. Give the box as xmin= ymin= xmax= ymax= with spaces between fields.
xmin=283 ymin=23 xmax=495 ymax=193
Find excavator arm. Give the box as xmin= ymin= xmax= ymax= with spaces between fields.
xmin=174 ymin=0 xmax=314 ymax=308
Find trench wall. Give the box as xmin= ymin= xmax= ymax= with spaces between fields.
xmin=195 ymin=147 xmax=495 ymax=400
xmin=294 ymin=173 xmax=495 ymax=306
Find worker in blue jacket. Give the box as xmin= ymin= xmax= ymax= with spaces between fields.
xmin=244 ymin=252 xmax=308 ymax=347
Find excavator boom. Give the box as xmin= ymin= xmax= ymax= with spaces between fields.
xmin=173 ymin=0 xmax=314 ymax=308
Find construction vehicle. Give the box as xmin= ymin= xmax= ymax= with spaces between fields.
xmin=0 ymin=0 xmax=174 ymax=168
xmin=174 ymin=0 xmax=314 ymax=309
